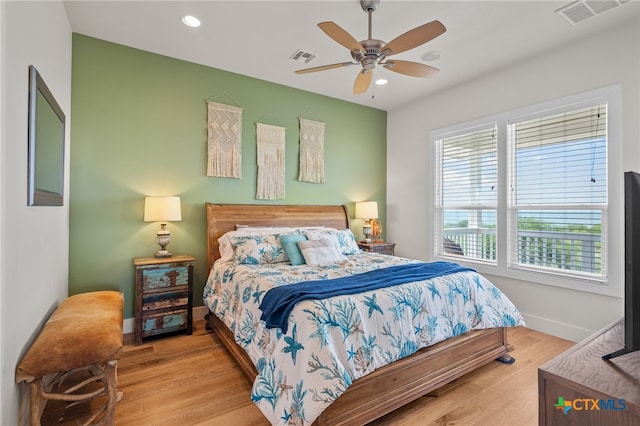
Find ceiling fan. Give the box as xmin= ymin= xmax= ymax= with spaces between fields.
xmin=295 ymin=0 xmax=446 ymax=95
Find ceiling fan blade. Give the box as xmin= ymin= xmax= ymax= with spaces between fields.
xmin=353 ymin=70 xmax=372 ymax=94
xmin=295 ymin=62 xmax=356 ymax=74
xmin=382 ymin=60 xmax=439 ymax=78
xmin=382 ymin=20 xmax=446 ymax=56
xmin=318 ymin=21 xmax=363 ymax=52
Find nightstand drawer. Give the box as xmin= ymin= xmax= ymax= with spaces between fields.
xmin=358 ymin=242 xmax=395 ymax=256
xmin=141 ymin=266 xmax=189 ymax=290
xmin=142 ymin=291 xmax=189 ymax=311
xmin=142 ymin=309 xmax=188 ymax=336
xmin=370 ymin=245 xmax=392 ymax=254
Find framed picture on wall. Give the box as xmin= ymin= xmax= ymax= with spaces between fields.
xmin=27 ymin=65 xmax=66 ymax=206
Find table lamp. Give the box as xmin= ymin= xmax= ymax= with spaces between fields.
xmin=355 ymin=201 xmax=378 ymax=243
xmin=144 ymin=196 xmax=182 ymax=258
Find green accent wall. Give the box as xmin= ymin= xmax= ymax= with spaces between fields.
xmin=69 ymin=34 xmax=387 ymax=319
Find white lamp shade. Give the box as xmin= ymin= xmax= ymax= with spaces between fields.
xmin=144 ymin=196 xmax=182 ymax=222
xmin=355 ymin=201 xmax=379 ymax=219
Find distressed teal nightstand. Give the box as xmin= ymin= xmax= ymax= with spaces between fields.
xmin=133 ymin=255 xmax=195 ymax=345
xmin=357 ymin=242 xmax=395 ymax=256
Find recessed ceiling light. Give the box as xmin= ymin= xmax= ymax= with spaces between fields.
xmin=375 ymin=78 xmax=388 ymax=86
xmin=420 ymin=51 xmax=441 ymax=62
xmin=181 ymin=15 xmax=201 ymax=28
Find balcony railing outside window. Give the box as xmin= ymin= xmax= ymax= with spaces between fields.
xmin=443 ymin=228 xmax=601 ymax=274
xmin=443 ymin=227 xmax=496 ymax=261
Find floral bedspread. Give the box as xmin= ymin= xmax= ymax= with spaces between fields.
xmin=203 ymin=252 xmax=525 ymax=425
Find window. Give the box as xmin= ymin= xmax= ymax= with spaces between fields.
xmin=508 ymin=104 xmax=607 ymax=278
xmin=435 ymin=125 xmax=497 ymax=262
xmin=432 ymin=86 xmax=620 ymax=294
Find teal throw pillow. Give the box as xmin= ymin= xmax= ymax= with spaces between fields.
xmin=280 ymin=233 xmax=308 ymax=265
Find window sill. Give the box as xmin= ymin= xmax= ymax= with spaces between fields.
xmin=437 ymin=254 xmax=621 ymax=298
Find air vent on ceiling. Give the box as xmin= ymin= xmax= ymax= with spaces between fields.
xmin=290 ymin=49 xmax=317 ymax=64
xmin=556 ymin=0 xmax=629 ymax=25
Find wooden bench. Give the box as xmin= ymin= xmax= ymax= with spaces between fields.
xmin=16 ymin=291 xmax=124 ymax=425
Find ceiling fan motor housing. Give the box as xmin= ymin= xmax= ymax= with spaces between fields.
xmin=351 ymin=39 xmax=385 ymax=70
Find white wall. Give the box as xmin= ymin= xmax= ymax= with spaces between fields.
xmin=1 ymin=1 xmax=71 ymax=424
xmin=387 ymin=21 xmax=640 ymax=342
xmin=0 ymin=0 xmax=5 ymax=419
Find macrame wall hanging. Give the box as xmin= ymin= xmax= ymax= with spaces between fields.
xmin=206 ymin=100 xmax=243 ymax=179
xmin=298 ymin=118 xmax=326 ymax=184
xmin=256 ymin=122 xmax=286 ymax=200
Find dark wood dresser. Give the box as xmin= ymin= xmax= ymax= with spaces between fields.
xmin=538 ymin=319 xmax=640 ymax=425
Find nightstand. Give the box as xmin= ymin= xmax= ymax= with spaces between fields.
xmin=358 ymin=242 xmax=395 ymax=256
xmin=133 ymin=255 xmax=195 ymax=345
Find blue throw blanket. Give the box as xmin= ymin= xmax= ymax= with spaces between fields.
xmin=259 ymin=261 xmax=474 ymax=333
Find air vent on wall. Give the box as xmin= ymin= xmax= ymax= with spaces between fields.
xmin=556 ymin=0 xmax=630 ymax=25
xmin=290 ymin=49 xmax=317 ymax=64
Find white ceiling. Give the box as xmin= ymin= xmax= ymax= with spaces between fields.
xmin=63 ymin=0 xmax=639 ymax=111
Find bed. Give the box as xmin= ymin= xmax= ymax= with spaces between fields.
xmin=203 ymin=203 xmax=524 ymax=425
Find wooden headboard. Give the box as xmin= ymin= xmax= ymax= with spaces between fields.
xmin=205 ymin=203 xmax=350 ymax=271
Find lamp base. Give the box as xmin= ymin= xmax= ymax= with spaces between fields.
xmin=154 ymin=250 xmax=173 ymax=259
xmin=362 ymin=222 xmax=373 ymax=244
xmin=155 ymin=224 xmax=173 ymax=258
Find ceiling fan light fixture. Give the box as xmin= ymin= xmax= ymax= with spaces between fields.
xmin=181 ymin=15 xmax=201 ymax=28
xmin=375 ymin=78 xmax=388 ymax=86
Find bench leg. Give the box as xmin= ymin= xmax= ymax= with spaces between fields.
xmin=28 ymin=380 xmax=45 ymax=426
xmin=26 ymin=360 xmax=122 ymax=425
xmin=101 ymin=360 xmax=120 ymax=425
xmin=82 ymin=360 xmax=121 ymax=425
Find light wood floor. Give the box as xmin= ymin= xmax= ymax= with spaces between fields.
xmin=42 ymin=320 xmax=574 ymax=426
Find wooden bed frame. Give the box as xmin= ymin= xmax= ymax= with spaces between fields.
xmin=205 ymin=203 xmax=513 ymax=426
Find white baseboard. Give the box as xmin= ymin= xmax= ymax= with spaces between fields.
xmin=123 ymin=306 xmax=210 ymax=335
xmin=123 ymin=317 xmax=134 ymax=335
xmin=521 ymin=312 xmax=592 ymax=342
xmin=193 ymin=305 xmax=209 ymax=321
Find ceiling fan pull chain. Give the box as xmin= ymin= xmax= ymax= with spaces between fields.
xmin=371 ymin=71 xmax=376 ymax=99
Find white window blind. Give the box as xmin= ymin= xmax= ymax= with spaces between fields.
xmin=508 ymin=103 xmax=607 ymax=278
xmin=436 ymin=125 xmax=497 ymax=261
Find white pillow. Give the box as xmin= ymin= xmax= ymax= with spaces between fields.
xmin=218 ymin=238 xmax=235 ymax=261
xmin=297 ymin=239 xmax=346 ymax=265
xmin=304 ymin=229 xmax=360 ymax=255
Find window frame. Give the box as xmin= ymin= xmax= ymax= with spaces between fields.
xmin=506 ymin=101 xmax=608 ymax=280
xmin=430 ymin=86 xmax=622 ymax=297
xmin=434 ymin=122 xmax=499 ymax=264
